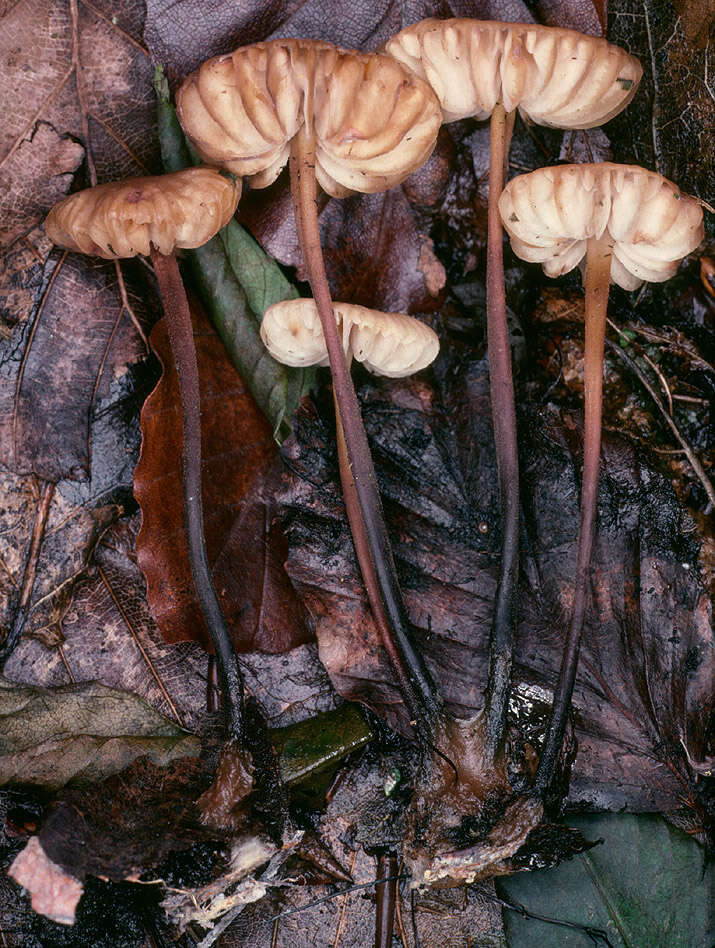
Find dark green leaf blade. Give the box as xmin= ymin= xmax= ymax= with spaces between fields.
xmin=0 ymin=677 xmax=200 ymax=790
xmin=498 ymin=813 xmax=713 ymax=948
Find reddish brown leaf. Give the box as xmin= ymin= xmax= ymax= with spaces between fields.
xmin=134 ymin=296 xmax=313 ymax=654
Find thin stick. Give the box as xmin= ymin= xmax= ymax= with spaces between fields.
xmin=484 ymin=104 xmax=519 ymax=758
xmin=535 ymin=234 xmax=612 ymax=793
xmin=0 ymin=480 xmax=55 ymax=667
xmin=150 ymin=248 xmax=245 ymax=742
xmin=606 ymin=339 xmax=715 ymax=508
xmin=374 ymin=852 xmax=398 ymax=948
xmin=289 ymin=125 xmax=439 ymax=733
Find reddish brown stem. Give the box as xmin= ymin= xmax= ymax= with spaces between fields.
xmin=484 ymin=104 xmax=519 ymax=757
xmin=289 ymin=126 xmax=439 ymax=734
xmin=374 ymin=851 xmax=398 ymax=948
xmin=534 ymin=234 xmax=612 ymax=793
xmin=150 ymin=248 xmax=245 ymax=743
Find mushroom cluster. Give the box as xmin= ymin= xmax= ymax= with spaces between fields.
xmin=384 ymin=18 xmax=644 ymax=757
xmin=40 ymin=11 xmax=706 ymax=920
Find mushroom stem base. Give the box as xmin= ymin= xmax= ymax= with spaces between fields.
xmin=289 ymin=126 xmax=439 ymax=736
xmin=484 ymin=104 xmax=518 ymax=759
xmin=150 ymin=248 xmax=246 ymax=743
xmin=534 ymin=233 xmax=612 ymax=794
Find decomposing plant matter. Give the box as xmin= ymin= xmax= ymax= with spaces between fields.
xmin=385 ymin=19 xmax=643 ymax=755
xmin=44 ymin=169 xmax=248 ymax=743
xmin=499 ymin=162 xmax=705 ymax=792
xmin=177 ymin=38 xmax=443 ymax=734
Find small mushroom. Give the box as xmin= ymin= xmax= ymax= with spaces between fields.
xmin=498 ymin=162 xmax=704 ymax=792
xmin=384 ymin=18 xmax=643 ymax=753
xmin=262 ymin=298 xmax=439 ymax=715
xmin=260 ymin=298 xmax=440 ymax=378
xmin=45 ymin=168 xmax=247 ymax=741
xmin=178 ymin=40 xmax=443 ymax=732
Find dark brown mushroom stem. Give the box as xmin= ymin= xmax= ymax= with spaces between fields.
xmin=483 ymin=103 xmax=519 ymax=758
xmin=149 ymin=247 xmax=246 ymax=743
xmin=534 ymin=233 xmax=612 ymax=793
xmin=289 ymin=125 xmax=440 ymax=735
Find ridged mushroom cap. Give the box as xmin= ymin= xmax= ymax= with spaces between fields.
xmin=44 ymin=168 xmax=240 ymax=259
xmin=176 ymin=38 xmax=442 ymax=198
xmin=384 ymin=19 xmax=642 ymax=127
xmin=498 ymin=163 xmax=704 ymax=290
xmin=260 ymin=299 xmax=440 ymax=378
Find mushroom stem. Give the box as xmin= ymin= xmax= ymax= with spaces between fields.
xmin=534 ymin=233 xmax=612 ymax=793
xmin=150 ymin=248 xmax=246 ymax=743
xmin=289 ymin=126 xmax=439 ymax=734
xmin=484 ymin=103 xmax=518 ymax=758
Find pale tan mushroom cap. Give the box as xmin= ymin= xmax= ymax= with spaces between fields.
xmin=260 ymin=299 xmax=440 ymax=378
xmin=384 ymin=19 xmax=642 ymax=128
xmin=44 ymin=168 xmax=240 ymax=259
xmin=176 ymin=39 xmax=442 ymax=198
xmin=498 ymin=163 xmax=704 ymax=290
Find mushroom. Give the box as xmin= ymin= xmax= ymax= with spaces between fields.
xmin=177 ymin=39 xmax=443 ymax=733
xmin=498 ymin=162 xmax=704 ymax=792
xmin=261 ymin=297 xmax=439 ymax=713
xmin=260 ymin=298 xmax=440 ymax=378
xmin=384 ymin=18 xmax=643 ymax=753
xmin=44 ymin=168 xmax=247 ymax=740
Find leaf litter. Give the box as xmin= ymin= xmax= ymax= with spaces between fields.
xmin=0 ymin=0 xmax=713 ymax=944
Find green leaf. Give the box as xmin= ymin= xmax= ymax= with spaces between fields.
xmin=0 ymin=677 xmax=200 ymax=790
xmin=497 ymin=813 xmax=713 ymax=948
xmin=153 ymin=71 xmax=313 ymax=440
xmin=272 ymin=703 xmax=373 ymax=786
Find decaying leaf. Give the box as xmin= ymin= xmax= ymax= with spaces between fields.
xmin=278 ymin=354 xmax=712 ymax=814
xmin=8 ymin=836 xmax=84 ymax=926
xmin=0 ymin=0 xmax=159 ymax=249
xmin=498 ymin=813 xmax=714 ymax=947
xmin=134 ymin=298 xmax=313 ymax=654
xmin=0 ymin=677 xmax=200 ymax=789
xmin=4 ymin=514 xmax=211 ymax=733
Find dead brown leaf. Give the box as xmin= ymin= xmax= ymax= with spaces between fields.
xmin=279 ymin=359 xmax=712 ymax=814
xmin=134 ymin=297 xmax=313 ymax=655
xmin=0 ymin=0 xmax=159 ymax=249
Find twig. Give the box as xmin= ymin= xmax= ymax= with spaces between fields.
xmin=0 ymin=480 xmax=55 ymax=668
xmin=606 ymin=339 xmax=715 ymax=507
xmin=493 ymin=893 xmax=614 ymax=946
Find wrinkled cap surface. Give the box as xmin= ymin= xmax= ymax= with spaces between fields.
xmin=260 ymin=298 xmax=440 ymax=378
xmin=44 ymin=168 xmax=240 ymax=258
xmin=498 ymin=163 xmax=704 ymax=290
xmin=384 ymin=19 xmax=642 ymax=127
xmin=176 ymin=38 xmax=442 ymax=198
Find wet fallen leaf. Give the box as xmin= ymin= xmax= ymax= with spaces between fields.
xmin=0 ymin=677 xmax=200 ymax=789
xmin=279 ymin=353 xmax=712 ymax=814
xmin=0 ymin=0 xmax=159 ymax=248
xmin=608 ymin=0 xmax=715 ymax=206
xmin=134 ymin=297 xmax=313 ymax=654
xmin=498 ymin=813 xmax=713 ymax=947
xmin=4 ymin=514 xmax=211 ymax=733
